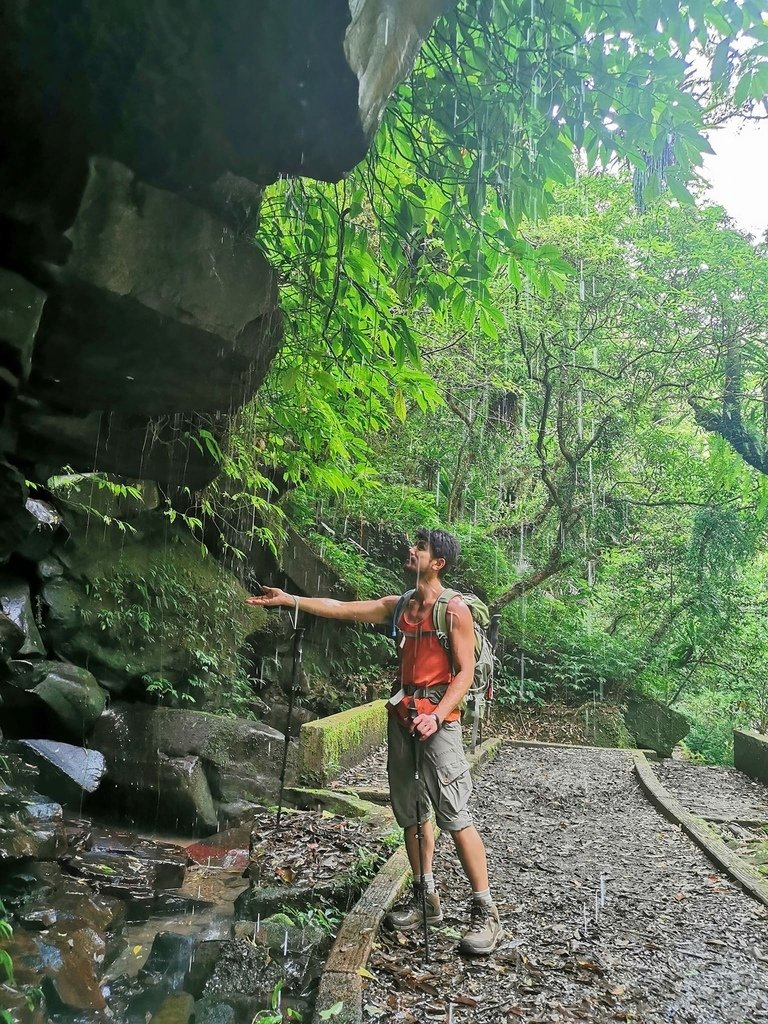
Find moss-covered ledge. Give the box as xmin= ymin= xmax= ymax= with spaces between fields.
xmin=283 ymin=786 xmax=395 ymax=833
xmin=298 ymin=699 xmax=387 ymax=785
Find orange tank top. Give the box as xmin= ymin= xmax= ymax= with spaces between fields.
xmin=391 ymin=602 xmax=460 ymax=725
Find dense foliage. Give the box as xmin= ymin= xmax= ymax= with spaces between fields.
xmin=237 ymin=0 xmax=768 ymax=495
xmin=202 ymin=2 xmax=768 ymax=755
xmin=276 ymin=170 xmax=768 ymax=760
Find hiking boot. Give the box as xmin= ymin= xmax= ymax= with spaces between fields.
xmin=384 ymin=886 xmax=442 ymax=932
xmin=459 ymin=899 xmax=501 ymax=955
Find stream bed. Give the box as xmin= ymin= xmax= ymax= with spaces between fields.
xmin=0 ymin=765 xmax=392 ymax=1024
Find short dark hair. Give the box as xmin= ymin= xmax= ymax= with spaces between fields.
xmin=416 ymin=527 xmax=460 ymax=576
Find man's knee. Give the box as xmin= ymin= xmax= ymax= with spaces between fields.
xmin=436 ymin=808 xmax=473 ymax=832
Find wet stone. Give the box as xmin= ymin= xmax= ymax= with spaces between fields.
xmin=0 ymin=754 xmax=39 ymax=791
xmin=186 ymin=827 xmax=251 ymax=872
xmin=15 ymin=498 xmax=63 ymax=561
xmin=203 ymin=937 xmax=282 ymax=998
xmin=0 ymin=576 xmax=45 ymax=657
xmin=9 ymin=921 xmax=107 ymax=1011
xmin=0 ymin=860 xmax=123 ymax=954
xmin=19 ymin=740 xmax=106 ymax=805
xmin=233 ymin=883 xmax=321 ymax=921
xmin=37 ymin=556 xmax=65 ymax=581
xmin=0 ymin=791 xmax=66 ymax=861
xmin=0 ymin=610 xmax=24 ymax=659
xmin=63 ymin=839 xmax=197 ymax=922
xmin=82 ymin=829 xmax=188 ymax=889
xmin=184 ymin=940 xmax=223 ymax=1000
xmin=139 ymin=932 xmax=199 ymax=990
xmin=231 ymin=915 xmax=328 ymax=991
xmin=624 ymin=693 xmax=689 ymax=756
xmin=149 ymin=992 xmax=194 ymax=1024
xmin=193 ymin=996 xmax=236 ymax=1024
xmin=27 ymin=662 xmax=107 ymax=736
xmin=152 ymin=890 xmax=214 ymax=917
xmin=216 ymin=800 xmax=267 ymax=829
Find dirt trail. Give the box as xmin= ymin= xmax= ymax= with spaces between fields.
xmin=362 ymin=745 xmax=768 ymax=1023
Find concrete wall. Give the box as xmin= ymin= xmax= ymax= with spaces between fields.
xmin=299 ymin=699 xmax=387 ymax=785
xmin=734 ymin=728 xmax=768 ymax=786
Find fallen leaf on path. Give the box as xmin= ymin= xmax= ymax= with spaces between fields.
xmin=576 ymin=959 xmax=604 ymax=974
xmin=454 ymin=994 xmax=479 ymax=1006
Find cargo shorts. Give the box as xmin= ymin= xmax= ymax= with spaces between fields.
xmin=387 ymin=715 xmax=473 ymax=832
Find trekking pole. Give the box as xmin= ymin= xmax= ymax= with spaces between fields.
xmin=485 ymin=612 xmax=502 ymax=739
xmin=276 ymin=624 xmax=304 ymax=828
xmin=408 ymin=706 xmax=430 ymax=963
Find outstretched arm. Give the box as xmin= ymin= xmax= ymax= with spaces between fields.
xmin=245 ymin=587 xmax=398 ymax=626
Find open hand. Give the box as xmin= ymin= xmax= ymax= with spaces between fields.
xmin=245 ymin=586 xmax=288 ymax=608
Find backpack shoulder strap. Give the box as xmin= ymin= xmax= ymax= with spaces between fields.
xmin=389 ymin=589 xmax=416 ymax=639
xmin=433 ymin=588 xmax=462 ymax=646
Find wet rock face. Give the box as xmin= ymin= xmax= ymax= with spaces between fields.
xmin=140 ymin=932 xmax=200 ymax=990
xmin=2 ymin=860 xmax=123 ymax=938
xmin=0 ymin=0 xmax=442 ymax=201
xmin=0 ymin=861 xmax=124 ymax=1013
xmin=0 ymin=0 xmax=445 ymax=506
xmin=91 ymin=703 xmax=284 ymax=834
xmin=30 ymin=159 xmax=281 ymax=419
xmin=0 ymin=659 xmax=107 ymax=742
xmin=8 ymin=923 xmax=108 ymax=1011
xmin=0 ymin=269 xmax=45 ymax=399
xmin=17 ymin=408 xmax=220 ymax=491
xmin=0 ymin=609 xmax=24 ymax=660
xmin=204 ymin=937 xmax=282 ymax=998
xmin=94 ymin=746 xmax=219 ymax=837
xmin=38 ymin=517 xmax=261 ymax=696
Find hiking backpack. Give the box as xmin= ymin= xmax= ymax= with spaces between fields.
xmin=389 ymin=588 xmax=496 ymax=705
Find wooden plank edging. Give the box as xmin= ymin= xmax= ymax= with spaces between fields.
xmin=311 ymin=735 xmax=503 ymax=1024
xmin=506 ymin=737 xmax=658 ymax=758
xmin=633 ymin=751 xmax=768 ymax=909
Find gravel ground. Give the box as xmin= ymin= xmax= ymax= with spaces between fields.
xmin=333 ymin=745 xmax=388 ymax=790
xmin=362 ymin=744 xmax=768 ymax=1024
xmin=652 ymin=759 xmax=768 ymax=822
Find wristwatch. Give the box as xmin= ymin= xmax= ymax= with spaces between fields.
xmin=431 ymin=713 xmax=442 ymax=730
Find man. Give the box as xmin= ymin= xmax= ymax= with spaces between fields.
xmin=246 ymin=527 xmax=501 ymax=955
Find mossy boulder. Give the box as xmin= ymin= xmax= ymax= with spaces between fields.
xmin=27 ymin=661 xmax=106 ymax=737
xmin=734 ymin=728 xmax=768 ymax=786
xmin=624 ymin=694 xmax=689 ymax=757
